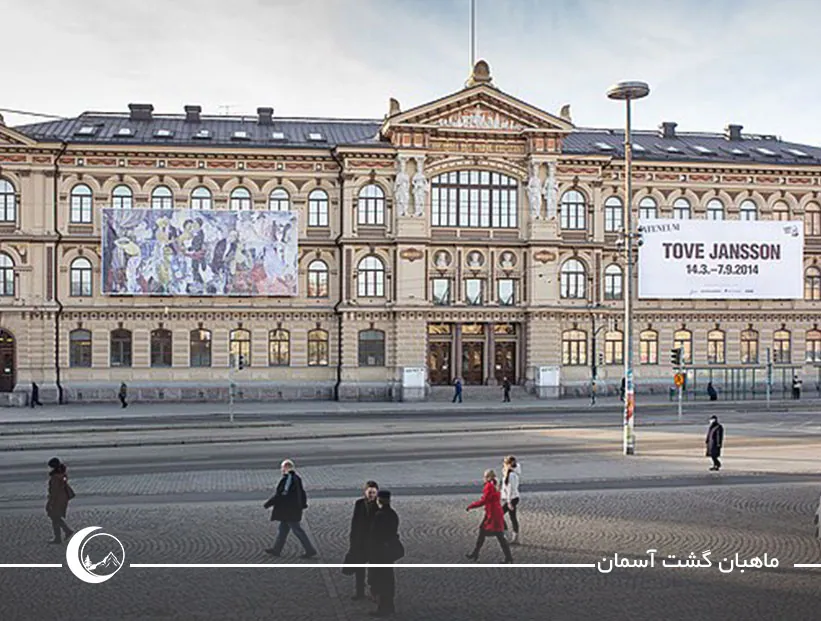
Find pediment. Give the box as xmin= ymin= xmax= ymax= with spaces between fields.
xmin=382 ymin=84 xmax=574 ymax=138
xmin=0 ymin=125 xmax=38 ymax=146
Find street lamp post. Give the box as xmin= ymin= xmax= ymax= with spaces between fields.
xmin=607 ymin=80 xmax=650 ymax=456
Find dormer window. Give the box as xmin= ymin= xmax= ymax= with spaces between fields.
xmin=154 ymin=129 xmax=173 ymax=138
xmin=786 ymin=148 xmax=811 ymax=158
xmin=692 ymin=145 xmax=713 ymax=154
xmin=594 ymin=142 xmax=614 ymax=151
xmin=755 ymin=147 xmax=777 ymax=157
xmin=272 ymin=131 xmax=286 ymax=140
xmin=75 ymin=126 xmax=98 ymax=136
xmin=232 ymin=130 xmax=250 ymax=140
xmin=117 ymin=127 xmax=134 ymax=136
xmin=307 ymin=132 xmax=324 ymax=141
xmin=193 ymin=129 xmax=211 ymax=139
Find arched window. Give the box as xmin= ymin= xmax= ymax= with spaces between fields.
xmin=358 ymin=329 xmax=385 ymax=366
xmin=268 ymin=329 xmax=290 ymax=366
xmin=150 ymin=328 xmax=172 ymax=367
xmin=673 ymin=329 xmax=693 ymax=364
xmin=560 ymin=190 xmax=586 ymax=230
xmin=706 ymin=198 xmax=724 ymax=221
xmin=672 ymin=198 xmax=691 ymax=220
xmin=151 ymin=186 xmax=173 ymax=210
xmin=805 ymin=267 xmax=821 ymax=300
xmin=190 ymin=186 xmax=212 ymax=210
xmin=638 ymin=196 xmax=657 ymax=221
xmin=707 ymin=329 xmax=725 ymax=364
xmin=604 ymin=264 xmax=623 ymax=300
xmin=431 ymin=170 xmax=517 ymax=228
xmin=308 ymin=329 xmax=329 ymax=366
xmin=0 ymin=253 xmax=14 ymax=296
xmin=70 ymin=257 xmax=93 ymax=297
xmin=357 ymin=184 xmax=385 ymax=226
xmin=773 ymin=329 xmax=791 ymax=364
xmin=307 ymin=260 xmax=329 ymax=298
xmin=740 ymin=199 xmax=758 ymax=221
xmin=805 ymin=203 xmax=821 ymax=237
xmin=190 ymin=329 xmax=212 ymax=367
xmin=560 ymin=259 xmax=586 ymax=299
xmin=269 ymin=188 xmax=290 ymax=212
xmin=772 ymin=201 xmax=790 ymax=221
xmin=604 ymin=196 xmax=623 ymax=232
xmin=69 ymin=329 xmax=92 ymax=368
xmin=604 ymin=330 xmax=623 ymax=365
xmin=640 ymin=330 xmax=658 ymax=365
xmin=112 ymin=185 xmax=133 ymax=209
xmin=0 ymin=177 xmax=16 ymax=222
xmin=561 ymin=329 xmax=587 ymax=366
xmin=110 ymin=329 xmax=132 ymax=367
xmin=308 ymin=189 xmax=329 ymax=227
xmin=357 ymin=256 xmax=385 ymax=297
xmin=806 ymin=329 xmax=821 ymax=362
xmin=229 ymin=328 xmax=251 ymax=368
xmin=70 ymin=184 xmax=93 ymax=223
xmin=741 ymin=329 xmax=759 ymax=364
xmin=230 ymin=187 xmax=252 ymax=211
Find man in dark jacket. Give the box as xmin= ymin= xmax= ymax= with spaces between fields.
xmin=707 ymin=381 xmax=718 ymax=401
xmin=347 ymin=481 xmax=379 ymax=600
xmin=368 ymin=490 xmax=401 ymax=617
xmin=31 ymin=382 xmax=43 ymax=407
xmin=263 ymin=459 xmax=317 ymax=558
xmin=502 ymin=377 xmax=511 ymax=403
xmin=705 ymin=415 xmax=724 ymax=471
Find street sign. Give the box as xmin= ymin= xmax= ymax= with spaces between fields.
xmin=674 ymin=373 xmax=685 ymax=387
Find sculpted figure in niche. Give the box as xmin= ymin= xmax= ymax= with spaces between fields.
xmin=467 ymin=251 xmax=484 ymax=268
xmin=527 ymin=161 xmax=543 ymax=220
xmin=412 ymin=157 xmax=428 ymax=217
xmin=394 ymin=157 xmax=410 ymax=217
xmin=434 ymin=250 xmax=451 ymax=268
xmin=544 ymin=161 xmax=559 ymax=219
xmin=500 ymin=251 xmax=516 ymax=269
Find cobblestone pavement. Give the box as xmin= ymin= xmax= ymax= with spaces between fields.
xmin=1 ymin=484 xmax=820 ymax=621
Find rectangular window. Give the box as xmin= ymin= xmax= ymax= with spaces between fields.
xmin=605 ymin=337 xmax=624 ymax=365
xmin=497 ymin=279 xmax=515 ymax=305
xmin=465 ymin=279 xmax=484 ymax=305
xmin=190 ymin=331 xmax=212 ymax=368
xmin=432 ymin=278 xmax=451 ymax=305
xmin=640 ymin=336 xmax=658 ymax=365
xmin=562 ymin=339 xmax=587 ymax=366
xmin=707 ymin=337 xmax=725 ymax=364
xmin=604 ymin=204 xmax=623 ymax=232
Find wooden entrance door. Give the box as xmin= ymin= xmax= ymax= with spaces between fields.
xmin=462 ymin=342 xmax=484 ymax=385
xmin=494 ymin=342 xmax=516 ymax=384
xmin=427 ymin=341 xmax=452 ymax=386
xmin=0 ymin=330 xmax=15 ymax=393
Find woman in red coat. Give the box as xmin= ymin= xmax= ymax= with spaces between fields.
xmin=465 ymin=469 xmax=513 ymax=563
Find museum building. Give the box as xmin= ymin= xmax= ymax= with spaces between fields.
xmin=1 ymin=61 xmax=821 ymax=404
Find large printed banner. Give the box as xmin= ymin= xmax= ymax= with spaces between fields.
xmin=638 ymin=219 xmax=803 ymax=299
xmin=102 ymin=209 xmax=298 ymax=296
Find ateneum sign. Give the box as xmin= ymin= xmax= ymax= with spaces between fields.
xmin=638 ymin=219 xmax=803 ymax=299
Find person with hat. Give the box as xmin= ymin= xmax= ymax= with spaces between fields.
xmin=705 ymin=415 xmax=725 ymax=471
xmin=368 ymin=490 xmax=402 ymax=617
xmin=46 ymin=458 xmax=74 ymax=544
xmin=345 ymin=480 xmax=380 ymax=601
xmin=465 ymin=469 xmax=513 ymax=563
xmin=263 ymin=459 xmax=317 ymax=558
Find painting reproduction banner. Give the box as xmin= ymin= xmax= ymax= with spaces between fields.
xmin=637 ymin=219 xmax=803 ymax=299
xmin=102 ymin=209 xmax=298 ymax=296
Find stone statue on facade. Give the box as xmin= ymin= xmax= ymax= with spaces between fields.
xmin=394 ymin=156 xmax=410 ymax=217
xmin=544 ymin=160 xmax=559 ymax=220
xmin=412 ymin=156 xmax=428 ymax=217
xmin=527 ymin=161 xmax=543 ymax=220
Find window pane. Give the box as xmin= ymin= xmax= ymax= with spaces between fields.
xmin=432 ymin=278 xmax=450 ymax=305
xmin=497 ymin=279 xmax=514 ymax=305
xmin=430 ymin=170 xmax=518 ymax=229
xmin=465 ymin=279 xmax=483 ymax=305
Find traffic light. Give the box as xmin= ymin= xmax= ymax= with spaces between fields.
xmin=670 ymin=348 xmax=682 ymax=367
xmin=598 ymin=352 xmax=604 ymax=366
xmin=237 ymin=354 xmax=247 ymax=371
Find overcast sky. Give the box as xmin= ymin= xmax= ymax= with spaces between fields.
xmin=3 ymin=0 xmax=821 ymax=144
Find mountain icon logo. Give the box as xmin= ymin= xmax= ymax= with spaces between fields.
xmin=66 ymin=527 xmax=126 ymax=584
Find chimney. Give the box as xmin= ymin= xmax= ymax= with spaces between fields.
xmin=257 ymin=107 xmax=274 ymax=125
xmin=185 ymin=105 xmax=202 ymax=123
xmin=659 ymin=121 xmax=677 ymax=139
xmin=725 ymin=124 xmax=743 ymax=141
xmin=128 ymin=103 xmax=154 ymax=121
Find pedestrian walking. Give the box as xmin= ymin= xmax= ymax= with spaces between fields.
xmin=263 ymin=459 xmax=318 ymax=558
xmin=705 ymin=415 xmax=724 ymax=472
xmin=46 ymin=457 xmax=74 ymax=544
xmin=619 ymin=376 xmax=626 ymax=402
xmin=792 ymin=375 xmax=802 ymax=400
xmin=707 ymin=381 xmax=718 ymax=401
xmin=465 ymin=469 xmax=513 ymax=563
xmin=344 ymin=480 xmax=380 ymax=601
xmin=118 ymin=382 xmax=128 ymax=408
xmin=368 ymin=490 xmax=403 ymax=618
xmin=501 ymin=456 xmax=521 ymax=545
xmin=502 ymin=377 xmax=511 ymax=403
xmin=452 ymin=378 xmax=463 ymax=403
xmin=30 ymin=382 xmax=43 ymax=407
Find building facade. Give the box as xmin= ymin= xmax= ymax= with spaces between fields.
xmin=1 ymin=62 xmax=821 ymax=405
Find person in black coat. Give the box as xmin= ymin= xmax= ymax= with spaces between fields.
xmin=31 ymin=382 xmax=43 ymax=407
xmin=705 ymin=415 xmax=724 ymax=471
xmin=347 ymin=480 xmax=380 ymax=600
xmin=263 ymin=459 xmax=317 ymax=558
xmin=707 ymin=381 xmax=718 ymax=401
xmin=368 ymin=490 xmax=402 ymax=618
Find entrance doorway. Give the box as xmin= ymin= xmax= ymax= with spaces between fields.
xmin=462 ymin=342 xmax=484 ymax=385
xmin=494 ymin=342 xmax=516 ymax=384
xmin=427 ymin=341 xmax=452 ymax=385
xmin=0 ymin=330 xmax=15 ymax=393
